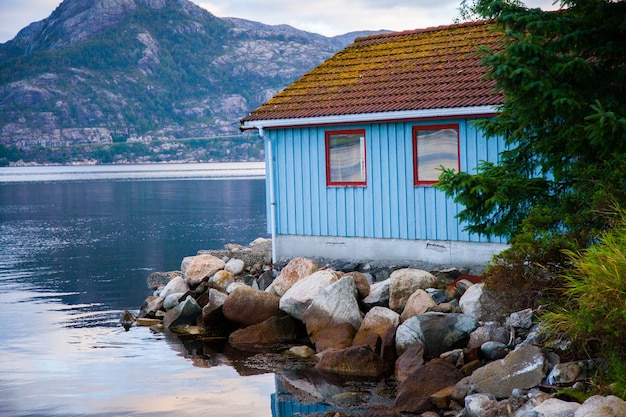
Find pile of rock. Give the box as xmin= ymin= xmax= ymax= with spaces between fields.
xmin=132 ymin=240 xmax=626 ymax=417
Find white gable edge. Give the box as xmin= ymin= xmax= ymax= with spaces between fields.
xmin=241 ymin=105 xmax=499 ymax=130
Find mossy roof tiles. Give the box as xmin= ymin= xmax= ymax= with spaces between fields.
xmin=241 ymin=20 xmax=503 ymax=123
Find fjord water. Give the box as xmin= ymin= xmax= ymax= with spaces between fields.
xmin=0 ymin=163 xmax=279 ymax=417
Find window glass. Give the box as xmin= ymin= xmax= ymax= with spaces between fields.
xmin=326 ymin=131 xmax=366 ymax=186
xmin=414 ymin=126 xmax=459 ymax=184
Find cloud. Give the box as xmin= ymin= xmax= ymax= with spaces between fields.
xmin=0 ymin=0 xmax=60 ymax=42
xmin=196 ymin=0 xmax=559 ymax=37
xmin=0 ymin=0 xmax=561 ymax=44
xmin=198 ymin=0 xmax=464 ymax=36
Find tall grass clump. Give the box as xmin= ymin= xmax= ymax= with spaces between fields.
xmin=541 ymin=212 xmax=626 ymax=398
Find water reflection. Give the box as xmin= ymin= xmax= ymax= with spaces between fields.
xmin=0 ymin=289 xmax=275 ymax=417
xmin=0 ymin=169 xmax=394 ymax=417
xmin=0 ymin=178 xmax=267 ymax=311
xmin=159 ymin=327 xmax=397 ymax=417
xmin=0 ymin=174 xmax=273 ymax=416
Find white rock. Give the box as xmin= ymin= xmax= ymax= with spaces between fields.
xmin=163 ymin=292 xmax=185 ymax=310
xmin=279 ymin=269 xmax=341 ymax=320
xmin=465 ymin=393 xmax=497 ymax=417
xmin=362 ymin=278 xmax=391 ymax=308
xmin=396 ymin=312 xmax=479 ymax=358
xmin=225 ymin=281 xmax=247 ymax=294
xmin=225 ymin=258 xmax=245 ymax=275
xmin=209 ymin=270 xmax=235 ymax=292
xmin=302 ymin=276 xmax=362 ymax=341
xmin=159 ymin=275 xmax=189 ymax=300
xmin=459 ymin=282 xmax=484 ymax=319
xmin=506 ymin=308 xmax=534 ymax=329
xmin=389 ymin=268 xmax=438 ymax=313
xmin=531 ymin=398 xmax=580 ymax=417
xmin=575 ymin=395 xmax=626 ymax=417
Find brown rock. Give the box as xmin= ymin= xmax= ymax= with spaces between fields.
xmin=119 ymin=310 xmax=135 ymax=330
xmin=464 ymin=346 xmax=481 ymax=363
xmin=428 ymin=302 xmax=456 ymax=313
xmin=394 ymin=358 xmax=465 ymax=414
xmin=352 ymin=333 xmax=381 ymax=355
xmin=470 ymin=344 xmax=547 ymax=399
xmin=359 ymin=404 xmax=395 ymax=417
xmin=380 ymin=325 xmax=397 ymax=368
xmin=315 ymin=345 xmax=388 ymax=377
xmin=270 ymin=257 xmax=318 ymax=296
xmin=467 ymin=322 xmax=510 ymax=350
xmin=445 ymin=285 xmax=459 ymax=300
xmin=394 ymin=342 xmax=425 ymax=383
xmin=286 ymin=345 xmax=316 ymax=358
xmin=352 ymin=306 xmax=399 ymax=348
xmin=440 ymin=348 xmax=464 ymax=366
xmin=400 ymin=289 xmax=437 ymax=322
xmin=460 ymin=359 xmax=483 ymax=376
xmin=430 ymin=385 xmax=455 ymax=409
xmin=312 ymin=322 xmax=356 ymax=352
xmin=222 ymin=286 xmax=281 ymax=327
xmin=194 ymin=290 xmax=210 ymax=308
xmin=577 ymin=395 xmax=626 ymax=417
xmin=343 ymin=271 xmax=370 ymax=299
xmin=228 ymin=315 xmax=297 ymax=351
xmin=181 ymin=254 xmax=225 ymax=287
xmin=170 ymin=324 xmax=206 ymax=336
xmin=450 ymin=376 xmax=472 ymax=405
xmin=138 ymin=295 xmax=163 ymax=318
xmin=135 ymin=317 xmax=162 ymax=327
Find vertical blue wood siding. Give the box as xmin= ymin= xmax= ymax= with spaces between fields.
xmin=266 ymin=118 xmax=506 ymax=243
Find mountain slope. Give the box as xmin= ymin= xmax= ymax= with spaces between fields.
xmin=0 ymin=0 xmax=383 ymax=150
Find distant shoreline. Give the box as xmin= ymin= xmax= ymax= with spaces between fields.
xmin=0 ymin=161 xmax=266 ymax=183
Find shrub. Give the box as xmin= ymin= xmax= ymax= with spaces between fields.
xmin=541 ymin=211 xmax=626 ymax=398
xmin=482 ymin=221 xmax=573 ymax=313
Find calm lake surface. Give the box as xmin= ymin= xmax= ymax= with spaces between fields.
xmin=0 ymin=163 xmax=283 ymax=417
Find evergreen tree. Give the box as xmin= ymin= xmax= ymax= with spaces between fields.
xmin=438 ymin=0 xmax=626 ymax=253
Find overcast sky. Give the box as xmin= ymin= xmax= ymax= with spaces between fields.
xmin=0 ymin=0 xmax=559 ymax=44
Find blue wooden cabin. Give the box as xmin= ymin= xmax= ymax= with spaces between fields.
xmin=241 ymin=21 xmax=508 ymax=265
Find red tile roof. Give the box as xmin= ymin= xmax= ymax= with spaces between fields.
xmin=241 ymin=20 xmax=503 ymax=125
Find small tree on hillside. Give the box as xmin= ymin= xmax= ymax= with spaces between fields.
xmin=438 ymin=0 xmax=626 ymax=259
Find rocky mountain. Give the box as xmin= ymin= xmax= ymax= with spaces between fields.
xmin=0 ymin=0 xmax=382 ymax=154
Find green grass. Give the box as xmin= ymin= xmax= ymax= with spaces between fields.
xmin=541 ymin=209 xmax=626 ymax=399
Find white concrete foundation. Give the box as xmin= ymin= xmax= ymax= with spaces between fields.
xmin=275 ymin=235 xmax=507 ymax=266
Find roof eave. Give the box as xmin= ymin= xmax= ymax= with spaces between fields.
xmin=240 ymin=105 xmax=500 ymax=131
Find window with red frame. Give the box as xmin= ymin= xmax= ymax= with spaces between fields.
xmin=326 ymin=130 xmax=367 ymax=186
xmin=413 ymin=125 xmax=459 ymax=186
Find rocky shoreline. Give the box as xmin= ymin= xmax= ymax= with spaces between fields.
xmin=128 ymin=238 xmax=626 ymax=417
